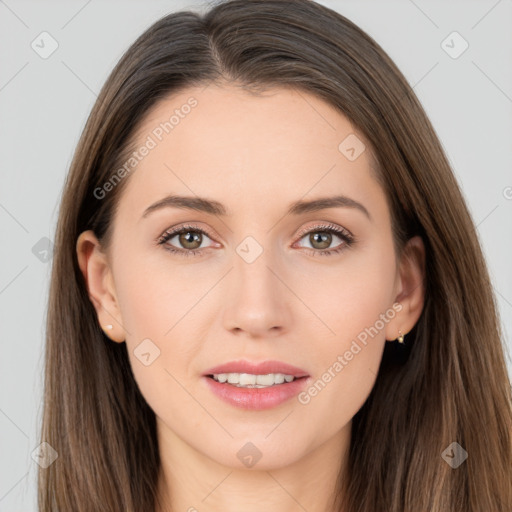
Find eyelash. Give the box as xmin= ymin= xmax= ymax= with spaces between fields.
xmin=156 ymin=222 xmax=355 ymax=258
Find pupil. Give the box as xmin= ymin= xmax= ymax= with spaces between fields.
xmin=311 ymin=232 xmax=331 ymax=249
xmin=180 ymin=231 xmax=201 ymax=249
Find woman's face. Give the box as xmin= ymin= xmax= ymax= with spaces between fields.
xmin=85 ymin=83 xmax=422 ymax=470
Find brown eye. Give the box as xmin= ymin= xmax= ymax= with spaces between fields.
xmin=309 ymin=231 xmax=332 ymax=250
xmin=158 ymin=225 xmax=216 ymax=255
xmin=178 ymin=230 xmax=203 ymax=250
xmin=294 ymin=224 xmax=354 ymax=256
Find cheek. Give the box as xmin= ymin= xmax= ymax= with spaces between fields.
xmin=295 ymin=233 xmax=396 ymax=345
xmin=111 ymin=249 xmax=213 ymax=407
xmin=294 ymin=239 xmax=396 ymax=419
xmin=112 ymin=245 xmax=206 ymax=340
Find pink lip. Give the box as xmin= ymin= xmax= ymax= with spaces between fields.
xmin=203 ymin=375 xmax=310 ymax=410
xmin=202 ymin=359 xmax=309 ymax=378
xmin=201 ymin=359 xmax=310 ymax=411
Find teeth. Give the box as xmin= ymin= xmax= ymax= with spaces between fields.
xmin=212 ymin=373 xmax=297 ymax=387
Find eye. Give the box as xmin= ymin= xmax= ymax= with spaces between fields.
xmin=157 ymin=224 xmax=218 ymax=257
xmin=156 ymin=222 xmax=355 ymax=258
xmin=293 ymin=223 xmax=355 ymax=256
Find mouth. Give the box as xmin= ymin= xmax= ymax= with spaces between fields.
xmin=205 ymin=373 xmax=308 ymax=388
xmin=202 ymin=360 xmax=310 ymax=411
xmin=201 ymin=359 xmax=310 ymax=391
xmin=202 ymin=363 xmax=311 ymax=410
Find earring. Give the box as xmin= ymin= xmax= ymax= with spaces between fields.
xmin=101 ymin=324 xmax=113 ymax=338
xmin=397 ymin=330 xmax=405 ymax=344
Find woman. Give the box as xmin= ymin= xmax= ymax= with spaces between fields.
xmin=39 ymin=0 xmax=512 ymax=510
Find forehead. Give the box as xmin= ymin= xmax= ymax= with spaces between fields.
xmin=118 ymin=83 xmax=383 ymax=220
xmin=133 ymin=83 xmax=370 ymax=160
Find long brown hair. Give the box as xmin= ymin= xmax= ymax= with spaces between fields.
xmin=39 ymin=0 xmax=512 ymax=510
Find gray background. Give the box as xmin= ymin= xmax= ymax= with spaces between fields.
xmin=1 ymin=0 xmax=511 ymax=509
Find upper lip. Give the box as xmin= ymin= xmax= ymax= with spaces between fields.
xmin=203 ymin=359 xmax=309 ymax=378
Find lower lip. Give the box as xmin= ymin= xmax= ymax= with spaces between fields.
xmin=203 ymin=376 xmax=309 ymax=410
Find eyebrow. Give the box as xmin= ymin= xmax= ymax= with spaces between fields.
xmin=141 ymin=194 xmax=371 ymax=221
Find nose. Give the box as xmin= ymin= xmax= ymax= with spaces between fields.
xmin=221 ymin=243 xmax=292 ymax=338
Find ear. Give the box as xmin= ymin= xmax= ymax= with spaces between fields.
xmin=76 ymin=230 xmax=126 ymax=343
xmin=385 ymin=235 xmax=426 ymax=342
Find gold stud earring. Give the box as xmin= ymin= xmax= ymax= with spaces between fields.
xmin=397 ymin=330 xmax=405 ymax=344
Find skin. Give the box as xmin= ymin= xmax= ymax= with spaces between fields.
xmin=77 ymin=83 xmax=425 ymax=512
